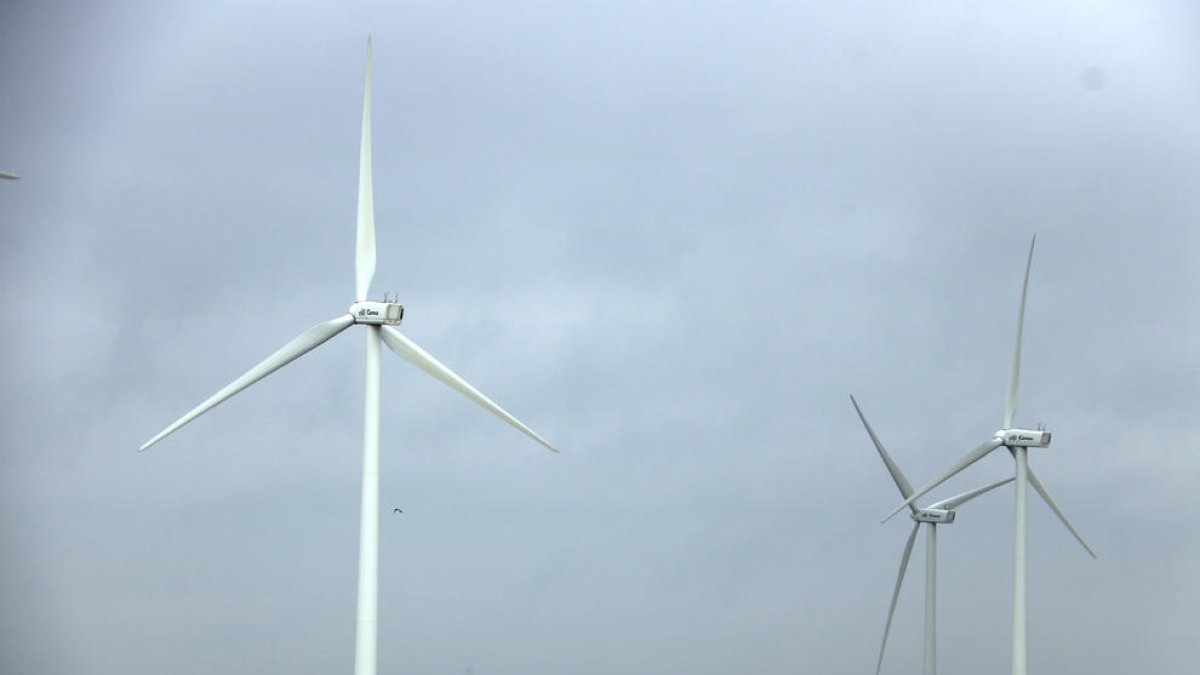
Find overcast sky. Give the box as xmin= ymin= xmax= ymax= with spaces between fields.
xmin=2 ymin=2 xmax=1198 ymax=674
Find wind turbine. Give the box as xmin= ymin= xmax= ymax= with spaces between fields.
xmin=140 ymin=38 xmax=557 ymax=675
xmin=852 ymin=395 xmax=1012 ymax=675
xmin=882 ymin=236 xmax=1095 ymax=675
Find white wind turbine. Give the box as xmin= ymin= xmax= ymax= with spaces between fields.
xmin=882 ymin=236 xmax=1095 ymax=675
xmin=852 ymin=395 xmax=1012 ymax=675
xmin=140 ymin=38 xmax=557 ymax=675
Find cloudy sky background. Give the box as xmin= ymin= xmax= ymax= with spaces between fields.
xmin=2 ymin=1 xmax=1198 ymax=674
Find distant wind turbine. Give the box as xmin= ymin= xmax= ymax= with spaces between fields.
xmin=140 ymin=38 xmax=557 ymax=675
xmin=852 ymin=395 xmax=1011 ymax=675
xmin=882 ymin=236 xmax=1095 ymax=675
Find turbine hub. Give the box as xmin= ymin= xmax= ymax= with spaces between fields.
xmin=349 ymin=301 xmax=404 ymax=325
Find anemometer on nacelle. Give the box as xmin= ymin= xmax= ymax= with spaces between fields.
xmin=349 ymin=301 xmax=404 ymax=325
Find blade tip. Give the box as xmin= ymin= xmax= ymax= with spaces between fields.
xmin=880 ymin=501 xmax=910 ymax=523
xmin=139 ymin=430 xmax=171 ymax=453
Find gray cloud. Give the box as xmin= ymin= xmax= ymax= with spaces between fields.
xmin=2 ymin=1 xmax=1198 ymax=674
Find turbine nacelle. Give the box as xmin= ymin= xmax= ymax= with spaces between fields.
xmin=912 ymin=508 xmax=955 ymax=524
xmin=995 ymin=428 xmax=1052 ymax=448
xmin=349 ymin=301 xmax=404 ymax=325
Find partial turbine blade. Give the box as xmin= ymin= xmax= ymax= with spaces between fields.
xmin=883 ymin=438 xmax=1005 ymax=522
xmin=140 ymin=315 xmax=355 ymax=451
xmin=380 ymin=326 xmax=558 ymax=452
xmin=877 ymin=522 xmax=921 ymax=675
xmin=1004 ymin=235 xmax=1036 ymax=429
xmin=1027 ymin=467 xmax=1097 ymax=558
xmin=850 ymin=395 xmax=916 ymax=509
xmin=0 ymin=171 xmax=19 ymax=180
xmin=927 ymin=476 xmax=1014 ymax=511
xmin=354 ymin=36 xmax=376 ymax=301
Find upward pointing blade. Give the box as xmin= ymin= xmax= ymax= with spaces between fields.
xmin=851 ymin=395 xmax=916 ymax=509
xmin=877 ymin=522 xmax=921 ymax=675
xmin=883 ymin=438 xmax=1005 ymax=522
xmin=355 ymin=36 xmax=376 ymax=301
xmin=380 ymin=326 xmax=558 ymax=453
xmin=1027 ymin=466 xmax=1097 ymax=558
xmin=139 ymin=314 xmax=355 ymax=451
xmin=1005 ymin=235 xmax=1036 ymax=429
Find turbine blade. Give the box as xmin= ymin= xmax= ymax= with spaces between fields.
xmin=355 ymin=36 xmax=377 ymax=301
xmin=1004 ymin=235 xmax=1036 ymax=429
xmin=883 ymin=438 xmax=1005 ymax=522
xmin=380 ymin=326 xmax=558 ymax=453
xmin=850 ymin=395 xmax=916 ymax=508
xmin=139 ymin=314 xmax=355 ymax=451
xmin=877 ymin=522 xmax=921 ymax=675
xmin=1027 ymin=467 xmax=1097 ymax=558
xmin=927 ymin=476 xmax=1014 ymax=511
xmin=0 ymin=171 xmax=19 ymax=180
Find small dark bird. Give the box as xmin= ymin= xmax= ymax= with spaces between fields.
xmin=393 ymin=508 xmax=403 ymax=514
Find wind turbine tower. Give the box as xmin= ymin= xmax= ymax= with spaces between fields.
xmin=853 ymin=396 xmax=1011 ymax=675
xmin=140 ymin=39 xmax=558 ymax=675
xmin=884 ymin=236 xmax=1095 ymax=675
